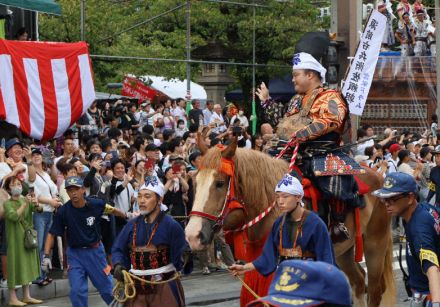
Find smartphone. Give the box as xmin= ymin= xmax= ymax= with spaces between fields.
xmin=144 ymin=159 xmax=154 ymax=170
xmin=172 ymin=163 xmax=181 ymax=174
xmin=28 ymin=186 xmax=34 ymax=196
xmin=1 ymin=138 xmax=4 ymax=149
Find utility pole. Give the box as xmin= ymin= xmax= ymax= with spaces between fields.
xmin=185 ymin=0 xmax=191 ymax=116
xmin=251 ymin=2 xmax=256 ymax=135
xmin=436 ymin=0 xmax=440 ymax=120
xmin=80 ymin=0 xmax=85 ymax=41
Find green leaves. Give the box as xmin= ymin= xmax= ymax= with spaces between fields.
xmin=39 ymin=0 xmax=326 ymax=94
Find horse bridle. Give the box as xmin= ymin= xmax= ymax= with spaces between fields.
xmin=189 ymin=157 xmax=236 ymax=232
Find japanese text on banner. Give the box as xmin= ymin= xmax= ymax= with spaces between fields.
xmin=342 ymin=10 xmax=386 ymax=116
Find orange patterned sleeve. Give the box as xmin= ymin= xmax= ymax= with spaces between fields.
xmin=295 ymin=91 xmax=347 ymax=141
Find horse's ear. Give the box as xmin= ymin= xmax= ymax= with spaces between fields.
xmin=197 ymin=132 xmax=208 ymax=156
xmin=222 ymin=137 xmax=237 ymax=159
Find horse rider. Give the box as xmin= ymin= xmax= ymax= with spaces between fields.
xmin=373 ymin=172 xmax=440 ymax=307
xmin=229 ymin=174 xmax=335 ymax=277
xmin=246 ymin=260 xmax=351 ymax=307
xmin=257 ymin=52 xmax=347 ymax=144
xmin=256 ymin=52 xmax=356 ymax=239
xmin=112 ymin=179 xmax=187 ymax=307
xmin=41 ymin=176 xmax=133 ymax=307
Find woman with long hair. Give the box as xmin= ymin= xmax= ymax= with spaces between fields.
xmin=31 ymin=148 xmax=61 ymax=286
xmin=251 ymin=133 xmax=265 ymax=151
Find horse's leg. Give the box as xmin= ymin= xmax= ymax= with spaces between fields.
xmin=364 ymin=203 xmax=395 ymax=307
xmin=336 ymin=246 xmax=367 ymax=307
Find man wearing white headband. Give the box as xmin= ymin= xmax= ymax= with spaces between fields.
xmin=229 ymin=174 xmax=335 ymax=277
xmin=257 ymin=51 xmax=348 ymax=143
xmin=112 ymin=178 xmax=187 ymax=306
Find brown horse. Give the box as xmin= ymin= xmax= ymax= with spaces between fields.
xmin=185 ymin=139 xmax=395 ymax=307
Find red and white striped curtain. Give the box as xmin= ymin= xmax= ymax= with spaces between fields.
xmin=0 ymin=40 xmax=95 ymax=140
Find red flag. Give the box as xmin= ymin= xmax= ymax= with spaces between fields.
xmin=121 ymin=76 xmax=158 ymax=102
xmin=0 ymin=40 xmax=95 ymax=140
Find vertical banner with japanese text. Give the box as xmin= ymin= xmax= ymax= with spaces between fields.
xmin=342 ymin=10 xmax=387 ymax=116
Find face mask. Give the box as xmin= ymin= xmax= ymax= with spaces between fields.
xmin=239 ymin=111 xmax=244 ymax=116
xmin=11 ymin=187 xmax=22 ymax=196
xmin=178 ymin=124 xmax=185 ymax=129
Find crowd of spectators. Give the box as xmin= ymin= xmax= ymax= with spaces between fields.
xmin=2 ymin=93 xmax=440 ymax=300
xmin=354 ymin=118 xmax=440 ymax=241
xmin=377 ymin=0 xmax=436 ymax=56
xmin=0 ymin=96 xmax=261 ymax=298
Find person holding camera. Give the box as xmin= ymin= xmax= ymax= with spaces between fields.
xmin=4 ymin=176 xmax=42 ymax=306
xmin=31 ymin=148 xmax=61 ymax=286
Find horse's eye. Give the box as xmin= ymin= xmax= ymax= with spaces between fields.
xmin=215 ymin=181 xmax=225 ymax=189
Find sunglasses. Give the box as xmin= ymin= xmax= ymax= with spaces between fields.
xmin=379 ymin=193 xmax=409 ymax=204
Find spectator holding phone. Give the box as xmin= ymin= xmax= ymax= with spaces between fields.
xmin=163 ymin=164 xmax=189 ymax=228
xmin=110 ymin=160 xmax=135 ymax=235
xmin=4 ymin=176 xmax=43 ymax=306
xmin=31 ymin=148 xmax=61 ymax=286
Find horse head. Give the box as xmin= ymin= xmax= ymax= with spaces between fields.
xmin=185 ymin=134 xmax=287 ymax=250
xmin=185 ymin=136 xmax=240 ymax=250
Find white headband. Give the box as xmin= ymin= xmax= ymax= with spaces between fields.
xmin=292 ymin=52 xmax=327 ymax=83
xmin=140 ymin=176 xmax=165 ymax=198
xmin=275 ymin=174 xmax=304 ymax=197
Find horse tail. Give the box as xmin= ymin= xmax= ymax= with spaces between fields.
xmin=381 ymin=235 xmax=396 ymax=306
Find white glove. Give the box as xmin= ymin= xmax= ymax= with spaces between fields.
xmin=41 ymin=256 xmax=52 ymax=273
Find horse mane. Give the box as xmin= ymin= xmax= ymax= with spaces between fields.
xmin=199 ymin=146 xmax=288 ymax=215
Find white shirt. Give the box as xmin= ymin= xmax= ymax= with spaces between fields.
xmin=172 ymin=106 xmax=187 ymax=126
xmin=113 ymin=181 xmax=135 ymax=213
xmin=231 ymin=114 xmax=249 ymax=129
xmin=355 ymin=139 xmax=374 ymax=156
xmin=387 ymin=157 xmax=399 ymax=174
xmin=398 ymin=163 xmax=415 ymax=177
xmin=34 ymin=171 xmax=58 ymax=212
xmin=203 ymin=108 xmax=213 ymax=125
xmin=210 ymin=112 xmax=227 ymax=133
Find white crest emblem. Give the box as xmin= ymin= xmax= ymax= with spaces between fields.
xmin=86 ymin=216 xmax=95 ymax=226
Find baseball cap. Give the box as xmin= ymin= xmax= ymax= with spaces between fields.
xmin=31 ymin=148 xmax=42 ymax=155
xmin=145 ymin=144 xmax=159 ymax=152
xmin=388 ymin=143 xmax=401 ymax=154
xmin=65 ymin=176 xmax=84 ymax=189
xmin=5 ymin=138 xmax=23 ymax=151
xmin=247 ymin=260 xmax=351 ymax=307
xmin=372 ymin=172 xmax=417 ymax=199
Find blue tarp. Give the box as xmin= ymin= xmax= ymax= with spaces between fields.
xmin=226 ymin=75 xmax=295 ymax=102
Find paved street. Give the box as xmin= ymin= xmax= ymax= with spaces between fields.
xmin=8 ymin=244 xmax=414 ymax=307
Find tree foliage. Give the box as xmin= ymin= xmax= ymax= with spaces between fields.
xmin=39 ymin=0 xmax=326 ymax=103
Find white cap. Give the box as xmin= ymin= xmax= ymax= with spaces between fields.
xmin=140 ymin=176 xmax=165 ymax=198
xmin=292 ymin=52 xmax=327 ymax=83
xmin=275 ymin=174 xmax=304 ymax=197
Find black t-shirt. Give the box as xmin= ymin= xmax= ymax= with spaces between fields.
xmin=188 ymin=109 xmax=204 ymax=127
xmin=163 ymin=185 xmax=186 ymax=217
xmin=49 ymin=197 xmax=105 ymax=248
